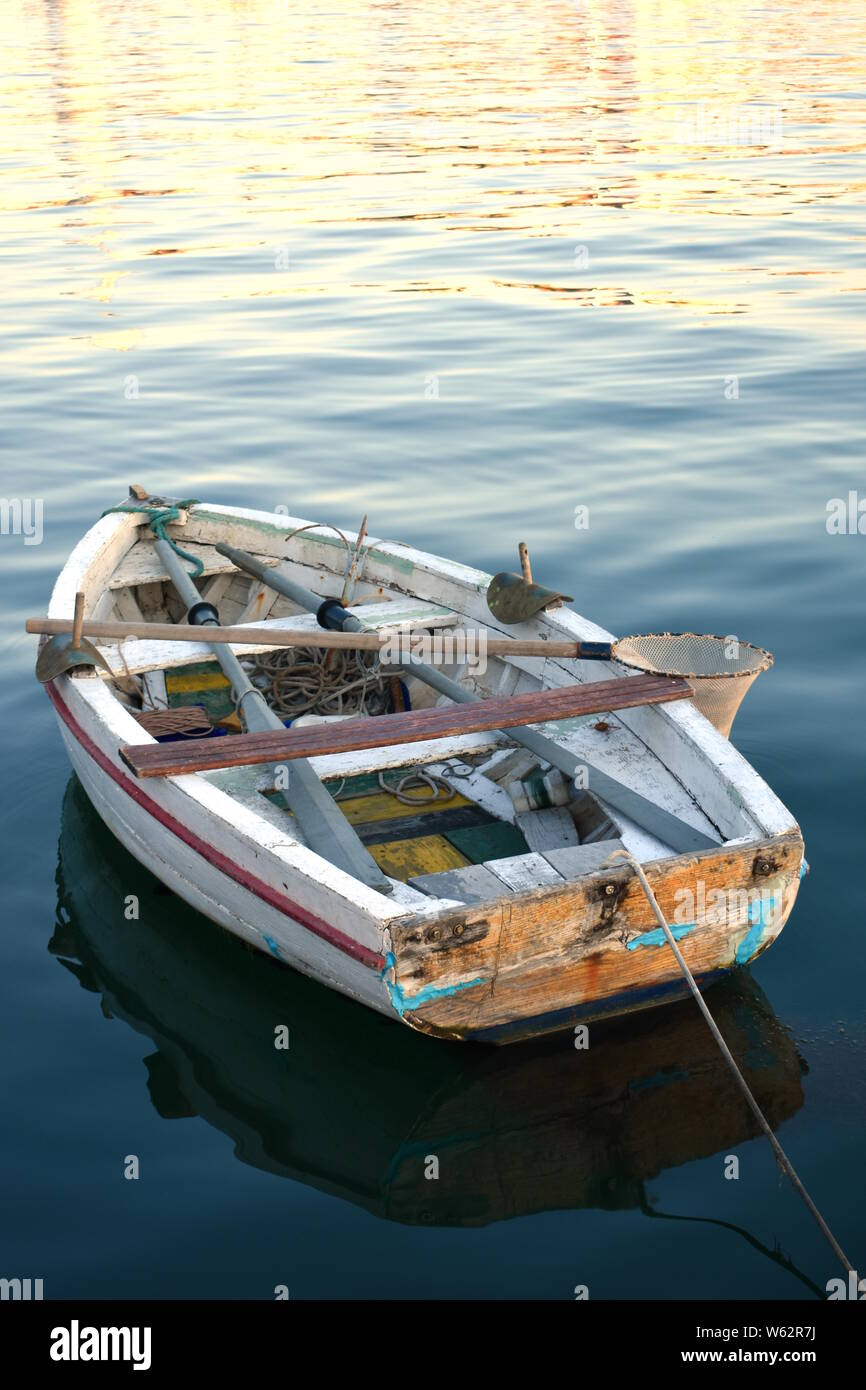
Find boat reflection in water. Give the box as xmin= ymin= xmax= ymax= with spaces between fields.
xmin=52 ymin=776 xmax=806 ymax=1231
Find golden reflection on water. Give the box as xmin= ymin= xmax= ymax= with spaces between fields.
xmin=2 ymin=0 xmax=865 ymax=344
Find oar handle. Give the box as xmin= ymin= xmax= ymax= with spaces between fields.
xmin=576 ymin=640 xmax=613 ymax=660
xmin=72 ymin=592 xmax=85 ymax=650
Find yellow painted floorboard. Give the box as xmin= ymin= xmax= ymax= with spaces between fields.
xmin=369 ymin=834 xmax=470 ymax=880
xmin=337 ymin=790 xmax=471 ymax=827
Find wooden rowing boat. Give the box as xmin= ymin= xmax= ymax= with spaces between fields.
xmin=36 ymin=497 xmax=805 ymax=1044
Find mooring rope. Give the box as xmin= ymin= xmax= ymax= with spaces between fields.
xmin=608 ymin=848 xmax=854 ymax=1277
xmin=103 ymin=498 xmax=205 ymax=576
xmin=635 ymin=1191 xmax=825 ymax=1300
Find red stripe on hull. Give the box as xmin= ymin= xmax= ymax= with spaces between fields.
xmin=46 ymin=680 xmax=386 ymax=971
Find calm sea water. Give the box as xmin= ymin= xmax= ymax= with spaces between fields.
xmin=1 ymin=0 xmax=865 ymax=1300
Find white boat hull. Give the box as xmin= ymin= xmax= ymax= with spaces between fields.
xmin=51 ymin=678 xmax=394 ymax=1018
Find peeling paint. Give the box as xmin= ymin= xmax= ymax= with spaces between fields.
xmin=535 ymin=714 xmax=598 ymax=737
xmin=380 ymin=951 xmax=487 ymax=1017
xmin=626 ymin=920 xmax=697 ymax=951
xmin=735 ymin=893 xmax=780 ymax=965
xmin=188 ymin=508 xmax=293 ymax=536
xmin=366 ymin=548 xmax=416 ymax=574
xmin=626 ymin=887 xmax=782 ymax=962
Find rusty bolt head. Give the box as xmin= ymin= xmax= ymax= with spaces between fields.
xmin=604 ymin=883 xmax=616 ymax=896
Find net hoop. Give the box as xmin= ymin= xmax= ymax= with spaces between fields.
xmin=610 ymin=632 xmax=773 ymax=738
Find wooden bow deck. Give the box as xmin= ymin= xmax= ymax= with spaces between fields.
xmin=119 ymin=673 xmax=693 ymax=778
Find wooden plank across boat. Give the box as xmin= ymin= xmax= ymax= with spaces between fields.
xmin=32 ymin=496 xmax=805 ymax=1044
xmin=119 ymin=673 xmax=693 ymax=777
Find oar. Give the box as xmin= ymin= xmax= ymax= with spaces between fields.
xmin=214 ymin=543 xmax=717 ymax=854
xmin=151 ymin=538 xmax=393 ymax=893
xmin=26 ymin=615 xmax=604 ymax=660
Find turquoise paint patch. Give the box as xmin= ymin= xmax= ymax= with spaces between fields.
xmin=800 ymin=858 xmax=809 ymax=879
xmin=626 ymin=889 xmax=782 ymax=962
xmin=263 ymin=935 xmax=282 ymax=959
xmin=626 ymin=920 xmax=697 ymax=951
xmin=380 ymin=951 xmax=487 ymax=1018
xmin=735 ymin=893 xmax=779 ymax=965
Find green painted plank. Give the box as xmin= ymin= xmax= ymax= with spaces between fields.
xmin=444 ymin=821 xmax=529 ymax=864
xmin=166 ymin=660 xmax=236 ymax=721
xmin=323 ymin=771 xmax=386 ymax=797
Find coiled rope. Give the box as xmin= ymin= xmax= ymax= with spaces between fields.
xmin=238 ymin=521 xmax=391 ymax=720
xmin=242 ymin=645 xmax=391 ymax=719
xmin=377 ymin=767 xmax=455 ymax=805
xmin=608 ymin=847 xmax=853 ymax=1278
xmin=134 ymin=706 xmax=214 ymax=739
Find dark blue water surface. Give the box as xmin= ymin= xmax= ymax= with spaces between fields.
xmin=1 ymin=0 xmax=864 ymax=1299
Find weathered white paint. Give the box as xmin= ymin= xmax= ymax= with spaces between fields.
xmin=485 ymin=852 xmax=564 ymax=893
xmin=108 ymin=539 xmax=235 ymax=589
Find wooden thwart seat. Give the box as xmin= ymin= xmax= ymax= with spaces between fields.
xmin=119 ymin=674 xmax=693 ymax=779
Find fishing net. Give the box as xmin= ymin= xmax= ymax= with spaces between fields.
xmin=611 ymin=633 xmax=773 ymax=738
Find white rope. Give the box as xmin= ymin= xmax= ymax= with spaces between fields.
xmin=607 ymin=847 xmax=854 ymax=1277
xmin=377 ymin=768 xmax=455 ymax=805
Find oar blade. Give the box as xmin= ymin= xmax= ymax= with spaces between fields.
xmin=35 ymin=634 xmax=115 ymax=684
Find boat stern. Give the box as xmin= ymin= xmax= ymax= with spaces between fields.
xmin=382 ymin=829 xmax=805 ymax=1044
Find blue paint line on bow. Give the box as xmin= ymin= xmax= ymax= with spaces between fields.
xmin=380 ymin=951 xmax=487 ymax=1018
